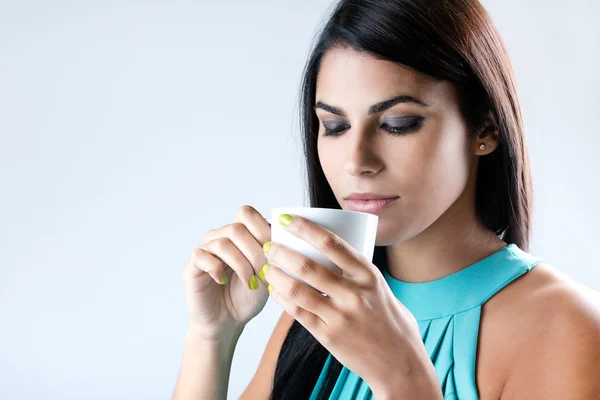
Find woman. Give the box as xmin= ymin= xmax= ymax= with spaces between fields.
xmin=173 ymin=0 xmax=600 ymax=399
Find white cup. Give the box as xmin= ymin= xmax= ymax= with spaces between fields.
xmin=264 ymin=207 xmax=378 ymax=294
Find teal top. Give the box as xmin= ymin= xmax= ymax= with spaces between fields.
xmin=309 ymin=243 xmax=546 ymax=400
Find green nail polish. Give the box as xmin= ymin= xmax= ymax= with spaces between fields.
xmin=259 ymin=263 xmax=271 ymax=281
xmin=263 ymin=241 xmax=272 ymax=254
xmin=220 ymin=273 xmax=228 ymax=285
xmin=279 ymin=214 xmax=293 ymax=226
xmin=249 ymin=274 xmax=259 ymax=290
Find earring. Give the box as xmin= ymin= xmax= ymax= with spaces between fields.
xmin=479 ymin=143 xmax=486 ymax=150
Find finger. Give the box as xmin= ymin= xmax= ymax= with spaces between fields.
xmin=184 ymin=247 xmax=228 ymax=285
xmin=276 ymin=214 xmax=373 ymax=282
xmin=264 ymin=241 xmax=348 ymax=299
xmin=268 ymin=280 xmax=327 ymax=334
xmin=233 ymin=205 xmax=271 ymax=245
xmin=223 ymin=222 xmax=269 ymax=278
xmin=202 ymin=237 xmax=260 ymax=290
xmin=202 ymin=223 xmax=268 ymax=278
xmin=264 ymin=264 xmax=335 ymax=324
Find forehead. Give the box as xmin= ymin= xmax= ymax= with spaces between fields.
xmin=315 ymin=46 xmax=453 ymax=110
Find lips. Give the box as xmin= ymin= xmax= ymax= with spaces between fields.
xmin=344 ymin=197 xmax=399 ymax=214
xmin=345 ymin=192 xmax=399 ymax=200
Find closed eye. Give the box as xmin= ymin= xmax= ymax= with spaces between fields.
xmin=322 ymin=117 xmax=424 ymax=137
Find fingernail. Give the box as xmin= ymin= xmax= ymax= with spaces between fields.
xmin=220 ymin=273 xmax=228 ymax=285
xmin=263 ymin=241 xmax=272 ymax=254
xmin=259 ymin=263 xmax=271 ymax=281
xmin=279 ymin=214 xmax=292 ymax=226
xmin=249 ymin=274 xmax=259 ymax=290
xmin=268 ymin=284 xmax=273 ymax=293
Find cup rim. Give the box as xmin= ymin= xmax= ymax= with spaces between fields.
xmin=270 ymin=206 xmax=379 ymax=220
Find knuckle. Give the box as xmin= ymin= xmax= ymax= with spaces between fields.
xmin=183 ymin=263 xmax=201 ymax=282
xmin=298 ymin=257 xmax=317 ymax=277
xmin=202 ymin=229 xmax=216 ymax=244
xmin=361 ymin=272 xmax=377 ymax=288
xmin=345 ymin=284 xmax=376 ymax=311
xmin=334 ymin=313 xmax=351 ymax=331
xmin=213 ymin=237 xmax=230 ymax=252
xmin=291 ymin=305 xmax=304 ymax=318
xmin=370 ymin=272 xmax=385 ymax=289
xmin=352 ymin=251 xmax=367 ymax=265
xmin=229 ymin=222 xmax=246 ymax=237
xmin=356 ymin=267 xmax=379 ymax=288
xmin=237 ymin=204 xmax=255 ymax=218
xmin=288 ymin=281 xmax=303 ymax=299
xmin=346 ymin=291 xmax=363 ymax=309
xmin=192 ymin=245 xmax=205 ymax=261
xmin=185 ymin=250 xmax=205 ymax=279
xmin=320 ymin=233 xmax=344 ymax=251
xmin=358 ymin=291 xmax=375 ymax=312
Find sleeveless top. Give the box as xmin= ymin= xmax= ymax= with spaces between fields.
xmin=309 ymin=243 xmax=546 ymax=400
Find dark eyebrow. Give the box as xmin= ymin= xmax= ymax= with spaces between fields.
xmin=313 ymin=94 xmax=428 ymax=117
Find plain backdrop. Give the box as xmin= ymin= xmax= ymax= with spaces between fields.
xmin=1 ymin=0 xmax=599 ymax=399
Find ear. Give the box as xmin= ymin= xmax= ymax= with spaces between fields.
xmin=475 ymin=111 xmax=499 ymax=155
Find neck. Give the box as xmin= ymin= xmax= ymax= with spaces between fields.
xmin=385 ymin=195 xmax=507 ymax=283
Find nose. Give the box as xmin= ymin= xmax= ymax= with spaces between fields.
xmin=343 ymin=131 xmax=383 ymax=176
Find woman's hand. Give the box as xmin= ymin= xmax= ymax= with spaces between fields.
xmin=182 ymin=205 xmax=271 ymax=341
xmin=263 ymin=213 xmax=442 ymax=398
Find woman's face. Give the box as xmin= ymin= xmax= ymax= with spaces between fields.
xmin=316 ymin=46 xmax=487 ymax=245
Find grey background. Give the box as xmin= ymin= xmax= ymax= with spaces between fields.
xmin=0 ymin=1 xmax=598 ymax=399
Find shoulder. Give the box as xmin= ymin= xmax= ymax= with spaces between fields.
xmin=495 ymin=262 xmax=600 ymax=398
xmin=484 ymin=261 xmax=600 ymax=330
xmin=521 ymin=262 xmax=600 ymax=348
xmin=510 ymin=262 xmax=600 ymax=336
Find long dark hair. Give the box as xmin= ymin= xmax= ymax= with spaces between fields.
xmin=270 ymin=0 xmax=533 ymax=398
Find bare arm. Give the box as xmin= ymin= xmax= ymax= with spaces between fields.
xmin=172 ymin=326 xmax=244 ymax=400
xmin=239 ymin=311 xmax=295 ymax=399
xmin=172 ymin=311 xmax=294 ymax=400
xmin=501 ymin=283 xmax=600 ymax=399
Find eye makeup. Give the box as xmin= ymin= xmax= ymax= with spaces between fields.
xmin=322 ymin=116 xmax=424 ymax=137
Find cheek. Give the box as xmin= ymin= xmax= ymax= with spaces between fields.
xmin=317 ymin=140 xmax=339 ymax=184
xmin=406 ymin=127 xmax=472 ymax=207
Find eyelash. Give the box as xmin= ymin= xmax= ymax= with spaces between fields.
xmin=322 ymin=118 xmax=424 ymax=137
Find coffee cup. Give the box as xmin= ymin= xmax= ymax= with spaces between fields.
xmin=264 ymin=207 xmax=378 ymax=294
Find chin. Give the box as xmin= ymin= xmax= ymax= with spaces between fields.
xmin=374 ymin=220 xmax=419 ymax=246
